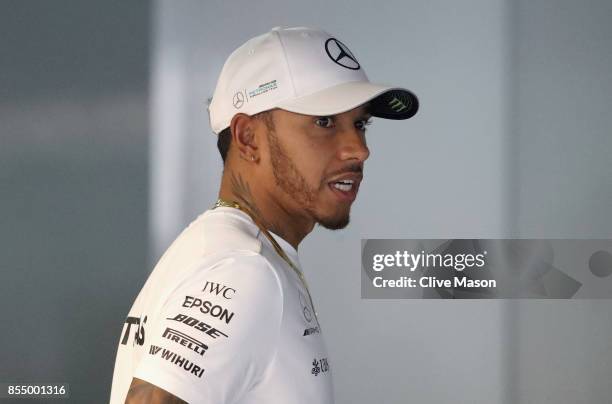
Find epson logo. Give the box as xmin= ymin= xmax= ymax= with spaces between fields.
xmin=202 ymin=281 xmax=236 ymax=300
xmin=167 ymin=313 xmax=229 ymax=340
xmin=182 ymin=295 xmax=235 ymax=324
xmin=162 ymin=327 xmax=208 ymax=356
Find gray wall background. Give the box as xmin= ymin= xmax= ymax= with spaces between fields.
xmin=1 ymin=0 xmax=611 ymax=403
xmin=0 ymin=1 xmax=150 ymax=402
xmin=514 ymin=1 xmax=612 ymax=403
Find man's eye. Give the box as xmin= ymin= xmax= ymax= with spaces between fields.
xmin=356 ymin=119 xmax=373 ymax=131
xmin=315 ymin=117 xmax=334 ymax=128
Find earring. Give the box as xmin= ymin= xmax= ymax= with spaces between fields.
xmin=251 ymin=155 xmax=256 ymax=161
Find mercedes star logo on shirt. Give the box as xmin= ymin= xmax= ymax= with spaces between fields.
xmin=324 ymin=38 xmax=360 ymax=70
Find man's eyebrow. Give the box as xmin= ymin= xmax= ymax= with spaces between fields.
xmin=358 ymin=106 xmax=372 ymax=119
xmin=355 ymin=113 xmax=373 ymax=120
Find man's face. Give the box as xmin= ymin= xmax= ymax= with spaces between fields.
xmin=259 ymin=105 xmax=371 ymax=229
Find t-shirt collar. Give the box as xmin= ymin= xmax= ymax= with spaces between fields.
xmin=268 ymin=230 xmax=300 ymax=266
xmin=212 ymin=206 xmax=300 ymax=266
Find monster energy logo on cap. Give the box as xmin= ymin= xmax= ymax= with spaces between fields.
xmin=388 ymin=97 xmax=409 ymax=112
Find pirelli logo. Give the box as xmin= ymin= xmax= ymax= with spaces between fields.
xmin=162 ymin=327 xmax=208 ymax=356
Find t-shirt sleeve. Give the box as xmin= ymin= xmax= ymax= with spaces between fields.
xmin=133 ymin=252 xmax=283 ymax=404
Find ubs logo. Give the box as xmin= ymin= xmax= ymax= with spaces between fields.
xmin=325 ymin=38 xmax=360 ymax=70
xmin=311 ymin=357 xmax=330 ymax=376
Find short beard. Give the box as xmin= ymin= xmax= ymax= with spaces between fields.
xmin=265 ymin=122 xmax=350 ymax=230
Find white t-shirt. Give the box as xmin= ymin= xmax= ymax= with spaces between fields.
xmin=109 ymin=207 xmax=334 ymax=404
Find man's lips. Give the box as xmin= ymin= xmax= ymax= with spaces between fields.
xmin=327 ymin=173 xmax=363 ymax=202
xmin=327 ymin=182 xmax=358 ymax=202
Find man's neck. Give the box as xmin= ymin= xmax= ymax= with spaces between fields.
xmin=218 ymin=169 xmax=314 ymax=250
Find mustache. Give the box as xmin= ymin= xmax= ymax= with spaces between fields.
xmin=326 ymin=163 xmax=363 ymax=179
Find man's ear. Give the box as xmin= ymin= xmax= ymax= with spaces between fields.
xmin=230 ymin=113 xmax=259 ymax=162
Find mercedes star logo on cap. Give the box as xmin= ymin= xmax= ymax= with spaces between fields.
xmin=233 ymin=91 xmax=245 ymax=109
xmin=324 ymin=38 xmax=360 ymax=70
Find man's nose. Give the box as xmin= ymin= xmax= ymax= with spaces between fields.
xmin=337 ymin=127 xmax=370 ymax=163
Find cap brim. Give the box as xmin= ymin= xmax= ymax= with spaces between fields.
xmin=275 ymin=81 xmax=418 ymax=120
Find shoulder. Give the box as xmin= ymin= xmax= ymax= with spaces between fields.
xmin=166 ymin=250 xmax=284 ymax=318
xmin=131 ymin=252 xmax=285 ymax=403
xmin=154 ymin=208 xmax=264 ymax=274
xmin=197 ymin=207 xmax=264 ymax=255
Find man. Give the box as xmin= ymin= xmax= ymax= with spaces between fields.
xmin=110 ymin=26 xmax=418 ymax=403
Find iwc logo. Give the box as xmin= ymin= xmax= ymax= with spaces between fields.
xmin=324 ymin=38 xmax=360 ymax=70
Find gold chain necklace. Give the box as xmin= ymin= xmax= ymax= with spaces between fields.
xmin=213 ymin=198 xmax=319 ymax=325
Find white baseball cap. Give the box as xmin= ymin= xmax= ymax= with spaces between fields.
xmin=208 ymin=26 xmax=419 ymax=135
